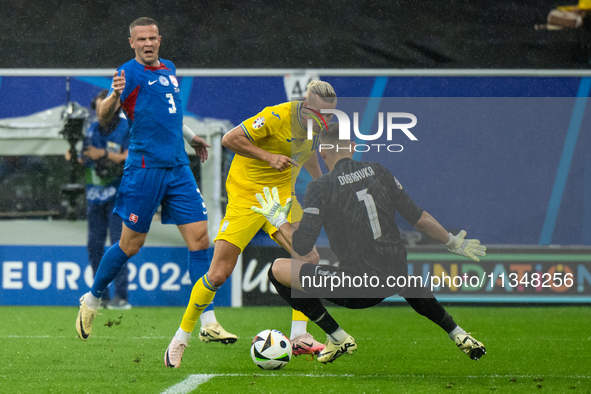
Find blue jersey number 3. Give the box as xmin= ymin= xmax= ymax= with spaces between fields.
xmin=166 ymin=93 xmax=177 ymax=114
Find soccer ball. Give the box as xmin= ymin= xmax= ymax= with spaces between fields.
xmin=250 ymin=329 xmax=292 ymax=370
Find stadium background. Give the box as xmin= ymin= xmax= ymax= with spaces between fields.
xmin=2 ymin=0 xmax=591 ymax=69
xmin=1 ymin=0 xmax=591 ymax=308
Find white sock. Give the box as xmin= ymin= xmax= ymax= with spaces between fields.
xmin=328 ymin=327 xmax=348 ymax=343
xmin=84 ymin=292 xmax=101 ymax=310
xmin=290 ymin=320 xmax=308 ymax=339
xmin=175 ymin=327 xmax=191 ymax=343
xmin=200 ymin=310 xmax=217 ymax=326
xmin=448 ymin=325 xmax=465 ymax=340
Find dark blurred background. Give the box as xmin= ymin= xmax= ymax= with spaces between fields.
xmin=2 ymin=0 xmax=590 ymax=69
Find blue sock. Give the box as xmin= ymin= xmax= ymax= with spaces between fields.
xmin=91 ymin=242 xmax=129 ymax=298
xmin=189 ymin=249 xmax=214 ymax=313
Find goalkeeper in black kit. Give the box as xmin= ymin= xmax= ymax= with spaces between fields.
xmin=251 ymin=122 xmax=487 ymax=364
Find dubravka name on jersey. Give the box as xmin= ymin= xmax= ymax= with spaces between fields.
xmin=337 ymin=166 xmax=376 ymax=185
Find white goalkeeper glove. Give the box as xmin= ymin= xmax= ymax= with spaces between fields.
xmin=251 ymin=187 xmax=292 ymax=228
xmin=444 ymin=230 xmax=487 ymax=262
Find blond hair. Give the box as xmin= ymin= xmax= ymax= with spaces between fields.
xmin=307 ymin=81 xmax=336 ymax=103
xmin=129 ymin=17 xmax=158 ymax=35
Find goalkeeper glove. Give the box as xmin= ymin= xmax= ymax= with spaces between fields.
xmin=251 ymin=187 xmax=292 ymax=228
xmin=444 ymin=230 xmax=487 ymax=262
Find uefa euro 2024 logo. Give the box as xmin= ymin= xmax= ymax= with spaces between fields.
xmin=305 ymin=108 xmax=418 ymax=153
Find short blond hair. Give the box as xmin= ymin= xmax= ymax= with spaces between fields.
xmin=129 ymin=17 xmax=158 ymax=35
xmin=307 ymin=81 xmax=336 ymax=103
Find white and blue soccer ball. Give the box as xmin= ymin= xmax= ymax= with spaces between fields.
xmin=250 ymin=329 xmax=292 ymax=370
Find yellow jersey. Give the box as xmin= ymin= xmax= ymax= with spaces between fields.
xmin=226 ymin=101 xmax=319 ymax=208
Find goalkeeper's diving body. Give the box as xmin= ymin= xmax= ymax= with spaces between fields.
xmin=251 ymin=122 xmax=487 ymax=364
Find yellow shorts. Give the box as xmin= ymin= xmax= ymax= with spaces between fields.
xmin=214 ymin=195 xmax=303 ymax=252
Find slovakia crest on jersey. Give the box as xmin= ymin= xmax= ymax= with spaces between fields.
xmin=252 ymin=116 xmax=265 ymax=129
xmin=169 ymin=75 xmax=179 ymax=87
xmin=159 ymin=76 xmax=170 ymax=86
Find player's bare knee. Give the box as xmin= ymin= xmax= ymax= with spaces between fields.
xmin=121 ymin=243 xmax=141 ymax=257
xmin=207 ymin=272 xmax=228 ymax=287
xmin=309 ymin=250 xmax=320 ymax=265
xmin=300 ymin=249 xmax=320 ymax=265
xmin=270 ymin=258 xmax=279 ymax=277
xmin=207 ymin=266 xmax=231 ymax=287
xmin=271 ymin=258 xmax=291 ymax=287
xmin=189 ymin=234 xmax=209 ymax=251
xmin=119 ymin=238 xmax=144 ymax=257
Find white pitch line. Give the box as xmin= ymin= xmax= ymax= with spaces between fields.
xmin=222 ymin=372 xmax=591 ymax=379
xmin=161 ymin=374 xmax=214 ymax=394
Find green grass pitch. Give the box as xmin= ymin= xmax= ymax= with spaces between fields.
xmin=1 ymin=305 xmax=590 ymax=393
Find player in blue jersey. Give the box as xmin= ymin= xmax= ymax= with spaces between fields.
xmin=75 ymin=17 xmax=237 ymax=350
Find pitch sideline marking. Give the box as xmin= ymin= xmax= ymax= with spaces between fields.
xmin=3 ymin=334 xmax=591 ymax=343
xmin=161 ymin=374 xmax=214 ymax=394
xmin=172 ymin=373 xmax=590 ymax=379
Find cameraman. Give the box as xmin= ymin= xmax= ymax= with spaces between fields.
xmin=82 ymin=89 xmax=131 ymax=310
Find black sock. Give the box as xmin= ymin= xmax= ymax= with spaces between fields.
xmin=404 ymin=297 xmax=458 ymax=334
xmin=268 ymin=262 xmax=339 ymax=335
xmin=312 ymin=310 xmax=340 ymax=335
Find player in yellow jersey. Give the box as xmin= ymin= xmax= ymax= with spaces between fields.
xmin=164 ymin=81 xmax=337 ymax=368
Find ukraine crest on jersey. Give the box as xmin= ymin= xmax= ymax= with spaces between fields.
xmin=108 ymin=58 xmax=189 ymax=168
xmin=227 ymin=101 xmax=319 ymax=207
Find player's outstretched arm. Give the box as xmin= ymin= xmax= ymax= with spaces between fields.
xmin=222 ymin=126 xmax=299 ymax=172
xmin=412 ymin=211 xmax=486 ymax=262
xmin=251 ymin=187 xmax=292 ymax=241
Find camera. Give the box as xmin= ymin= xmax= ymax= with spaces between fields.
xmin=59 ymin=101 xmax=89 ymax=220
xmin=60 ymin=101 xmax=89 ymax=145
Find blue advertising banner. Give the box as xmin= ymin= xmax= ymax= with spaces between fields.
xmin=0 ymin=245 xmax=231 ymax=306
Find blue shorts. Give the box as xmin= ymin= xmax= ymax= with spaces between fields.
xmin=114 ymin=164 xmax=207 ymax=233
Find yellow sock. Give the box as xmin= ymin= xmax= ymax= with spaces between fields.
xmin=180 ymin=275 xmax=217 ymax=333
xmin=292 ymin=309 xmax=309 ymax=322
